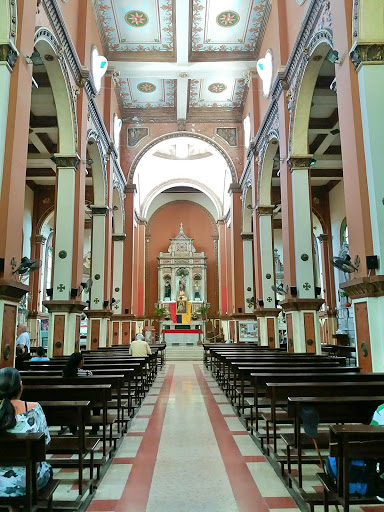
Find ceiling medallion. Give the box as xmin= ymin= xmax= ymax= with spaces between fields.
xmin=208 ymin=83 xmax=227 ymax=94
xmin=137 ymin=82 xmax=156 ymax=93
xmin=125 ymin=10 xmax=149 ymax=28
xmin=216 ymin=11 xmax=240 ymax=27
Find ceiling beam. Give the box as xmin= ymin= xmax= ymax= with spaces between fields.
xmin=111 ymin=60 xmax=251 ymax=80
xmin=175 ymin=0 xmax=190 ymax=120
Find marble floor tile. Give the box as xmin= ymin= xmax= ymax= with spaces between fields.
xmin=93 ymin=464 xmax=132 ymax=500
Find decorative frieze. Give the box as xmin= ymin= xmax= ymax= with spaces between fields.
xmin=350 ymin=43 xmax=384 ymax=70
xmin=287 ymin=155 xmax=315 ymax=171
xmin=0 ymin=43 xmax=18 ymax=69
xmin=52 ymin=154 xmax=80 ymax=169
xmin=112 ymin=234 xmax=126 ymax=242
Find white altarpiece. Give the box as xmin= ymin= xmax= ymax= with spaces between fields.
xmin=157 ymin=224 xmax=207 ymax=339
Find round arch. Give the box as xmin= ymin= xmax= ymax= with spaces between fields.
xmin=142 ymin=178 xmax=223 ymax=220
xmin=290 ymin=30 xmax=334 ymax=155
xmin=258 ymin=131 xmax=279 ymax=205
xmin=34 ymin=27 xmax=77 ymax=155
xmin=36 ymin=206 xmax=55 ymax=236
xmin=87 ymin=130 xmax=107 ymax=205
xmin=128 ymin=131 xmax=238 ymax=184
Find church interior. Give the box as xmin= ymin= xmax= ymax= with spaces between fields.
xmin=1 ymin=0 xmax=384 ymax=511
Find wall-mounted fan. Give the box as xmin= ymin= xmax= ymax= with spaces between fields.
xmin=12 ymin=257 xmax=42 ymax=276
xmin=331 ymin=255 xmax=357 ymax=273
xmin=80 ymin=279 xmax=93 ymax=294
xmin=111 ymin=297 xmax=121 ymax=309
xmin=271 ymin=283 xmax=286 ymax=296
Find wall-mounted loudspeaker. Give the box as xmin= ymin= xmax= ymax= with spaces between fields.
xmin=366 ymin=255 xmax=379 ymax=270
xmin=46 ymin=288 xmax=53 ymax=298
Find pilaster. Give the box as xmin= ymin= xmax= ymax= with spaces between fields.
xmin=112 ymin=233 xmax=126 ymax=315
xmin=122 ymin=184 xmax=136 ymax=314
xmin=229 ymin=184 xmax=244 ymax=314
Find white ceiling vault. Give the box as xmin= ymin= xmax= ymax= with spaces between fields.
xmin=93 ymin=0 xmax=270 ymax=122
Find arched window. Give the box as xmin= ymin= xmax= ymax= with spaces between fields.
xmin=340 ymin=218 xmax=349 ymax=249
xmin=42 ymin=231 xmax=54 ymax=306
xmin=91 ymin=46 xmax=108 ymax=94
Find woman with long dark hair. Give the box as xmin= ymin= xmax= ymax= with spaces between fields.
xmin=0 ymin=367 xmax=52 ymax=497
xmin=62 ymin=352 xmax=93 ymax=378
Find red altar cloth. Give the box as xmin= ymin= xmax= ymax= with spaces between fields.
xmin=161 ymin=329 xmax=202 ymax=334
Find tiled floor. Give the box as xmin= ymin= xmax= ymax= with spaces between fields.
xmin=85 ymin=362 xmax=384 ymax=512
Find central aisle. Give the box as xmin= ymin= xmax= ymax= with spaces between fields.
xmin=87 ymin=362 xmax=299 ymax=512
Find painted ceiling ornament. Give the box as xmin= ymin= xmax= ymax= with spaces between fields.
xmin=91 ymin=47 xmax=108 ymax=94
xmin=137 ymin=82 xmax=156 ymax=93
xmin=125 ymin=10 xmax=149 ymax=28
xmin=216 ymin=10 xmax=240 ymax=28
xmin=257 ymin=49 xmax=273 ymax=98
xmin=208 ymin=83 xmax=227 ymax=94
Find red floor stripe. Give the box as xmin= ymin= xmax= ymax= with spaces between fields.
xmin=87 ymin=500 xmax=118 ymax=511
xmin=194 ymin=364 xmax=270 ymax=512
xmin=112 ymin=457 xmax=136 ymax=464
xmin=264 ymin=497 xmax=298 ymax=509
xmin=113 ymin=364 xmax=175 ymax=512
xmin=243 ymin=455 xmax=266 ymax=462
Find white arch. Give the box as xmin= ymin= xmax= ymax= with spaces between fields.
xmin=258 ymin=133 xmax=279 ymax=205
xmin=242 ymin=185 xmax=253 ymax=233
xmin=290 ymin=31 xmax=333 ymax=155
xmin=34 ymin=27 xmax=77 ymax=155
xmin=141 ymin=178 xmax=223 ymax=219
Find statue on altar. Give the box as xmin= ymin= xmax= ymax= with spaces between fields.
xmin=194 ymin=280 xmax=201 ymax=299
xmin=179 ymin=275 xmax=186 ymax=297
xmin=164 ymin=278 xmax=171 ymax=299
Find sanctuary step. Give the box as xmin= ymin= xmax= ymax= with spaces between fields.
xmin=165 ymin=345 xmax=204 ymax=361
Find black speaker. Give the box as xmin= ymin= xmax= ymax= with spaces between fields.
xmin=366 ymin=255 xmax=379 ymax=270
xmin=257 ymin=299 xmax=264 ymax=307
xmin=290 ymin=287 xmax=297 ymax=296
xmin=315 ymin=286 xmax=322 ymax=297
xmin=125 ymin=308 xmax=129 ymax=314
xmin=238 ymin=307 xmax=242 ymax=313
xmin=46 ymin=288 xmax=53 ymax=297
xmin=70 ymin=288 xmax=78 ymax=298
xmin=103 ymin=300 xmax=109 ymax=308
xmin=0 ymin=258 xmax=4 ymax=273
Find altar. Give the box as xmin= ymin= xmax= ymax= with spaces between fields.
xmin=161 ymin=329 xmax=203 ymax=345
xmin=157 ymin=223 xmax=208 ymax=338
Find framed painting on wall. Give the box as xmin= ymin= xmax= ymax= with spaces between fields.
xmin=238 ymin=321 xmax=258 ymax=342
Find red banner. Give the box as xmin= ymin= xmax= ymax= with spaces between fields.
xmin=169 ymin=302 xmax=177 ymax=323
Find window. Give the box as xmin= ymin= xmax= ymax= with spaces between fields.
xmin=257 ymin=49 xmax=273 ymax=98
xmin=113 ymin=114 xmax=122 ymax=155
xmin=243 ymin=114 xmax=251 ymax=149
xmin=91 ymin=47 xmax=108 ymax=94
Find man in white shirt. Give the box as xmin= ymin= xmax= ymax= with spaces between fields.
xmin=129 ymin=334 xmax=152 ymax=356
xmin=16 ymin=324 xmax=30 ymax=353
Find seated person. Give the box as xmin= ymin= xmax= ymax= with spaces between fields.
xmin=14 ymin=345 xmax=31 ymax=371
xmin=62 ymin=353 xmax=93 ymax=377
xmin=15 ymin=324 xmax=30 ymax=354
xmin=129 ymin=334 xmax=152 ymax=357
xmin=324 ymin=404 xmax=384 ymax=499
xmin=30 ymin=346 xmax=50 ymax=362
xmin=0 ymin=367 xmax=52 ymax=498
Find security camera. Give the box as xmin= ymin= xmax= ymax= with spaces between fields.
xmin=330 ymin=78 xmax=337 ymax=93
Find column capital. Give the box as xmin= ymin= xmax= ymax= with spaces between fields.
xmin=217 ymin=219 xmax=226 ymax=226
xmin=287 ymin=155 xmax=315 ymax=171
xmin=112 ymin=233 xmax=126 ymax=242
xmin=35 ymin=234 xmax=47 ymax=245
xmin=350 ymin=43 xmax=384 ymax=71
xmin=279 ymin=298 xmax=324 ymax=312
xmin=0 ymin=42 xmax=18 ymax=70
xmin=241 ymin=233 xmax=253 ymax=241
xmin=228 ymin=183 xmax=242 ymax=195
xmin=42 ymin=300 xmax=87 ymax=314
xmin=340 ymin=275 xmax=384 ymax=299
xmin=124 ymin=183 xmax=137 ymax=194
xmin=256 ymin=205 xmax=274 ymax=216
xmin=90 ymin=205 xmax=109 ymax=216
xmin=318 ymin=234 xmax=328 ymax=243
xmin=52 ymin=154 xmax=81 ymax=169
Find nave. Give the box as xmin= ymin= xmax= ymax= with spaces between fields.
xmin=84 ymin=360 xmax=375 ymax=512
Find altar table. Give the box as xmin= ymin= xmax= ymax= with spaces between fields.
xmin=161 ymin=329 xmax=202 ymax=345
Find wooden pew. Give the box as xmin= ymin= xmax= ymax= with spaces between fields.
xmin=22 ymin=385 xmax=113 ymax=458
xmin=0 ymin=433 xmax=59 ymax=512
xmin=286 ymin=394 xmax=384 ymax=491
xmin=318 ymin=424 xmax=384 ymax=512
xmin=39 ymin=401 xmax=95 ymax=498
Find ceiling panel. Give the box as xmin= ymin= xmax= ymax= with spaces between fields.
xmin=189 ymin=78 xmax=246 ymax=108
xmin=116 ymin=78 xmax=176 ymax=109
xmin=95 ymin=0 xmax=174 ymax=53
xmin=191 ymin=0 xmax=268 ymax=53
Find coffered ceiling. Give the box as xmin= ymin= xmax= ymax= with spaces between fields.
xmin=93 ymin=0 xmax=270 ymax=122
